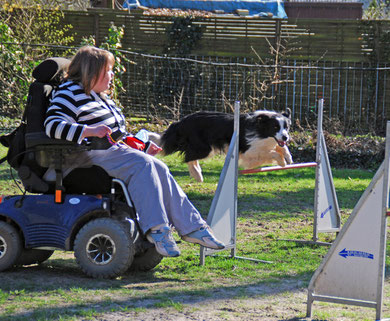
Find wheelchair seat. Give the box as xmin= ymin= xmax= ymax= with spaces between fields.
xmin=17 ymin=57 xmax=112 ymax=196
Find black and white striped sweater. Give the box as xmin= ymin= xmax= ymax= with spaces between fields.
xmin=44 ymin=81 xmax=126 ymax=143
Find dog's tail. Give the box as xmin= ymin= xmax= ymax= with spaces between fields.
xmin=159 ymin=122 xmax=181 ymax=156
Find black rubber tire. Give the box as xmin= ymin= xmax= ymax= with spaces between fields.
xmin=15 ymin=249 xmax=54 ymax=266
xmin=74 ymin=218 xmax=135 ymax=279
xmin=129 ymin=247 xmax=163 ymax=272
xmin=0 ymin=221 xmax=22 ymax=272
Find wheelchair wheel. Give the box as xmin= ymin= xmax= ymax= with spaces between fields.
xmin=74 ymin=218 xmax=135 ymax=279
xmin=0 ymin=221 xmax=22 ymax=272
xmin=129 ymin=247 xmax=163 ymax=272
xmin=15 ymin=249 xmax=54 ymax=266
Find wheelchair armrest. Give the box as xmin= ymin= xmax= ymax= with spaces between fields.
xmin=26 ymin=132 xmax=112 ymax=150
xmin=20 ymin=132 xmax=111 ymax=196
xmin=25 ymin=132 xmax=90 ymax=169
xmin=25 ymin=132 xmax=81 ymax=149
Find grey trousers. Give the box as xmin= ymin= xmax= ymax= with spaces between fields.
xmin=67 ymin=144 xmax=206 ymax=235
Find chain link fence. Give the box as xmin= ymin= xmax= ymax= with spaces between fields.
xmin=1 ymin=44 xmax=389 ymax=134
xmin=121 ymin=51 xmax=390 ymax=134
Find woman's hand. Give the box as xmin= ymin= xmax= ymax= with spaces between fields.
xmin=82 ymin=125 xmax=112 ymax=138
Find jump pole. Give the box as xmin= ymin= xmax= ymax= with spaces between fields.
xmin=307 ymin=121 xmax=390 ymax=320
xmin=199 ymin=101 xmax=272 ymax=265
xmin=239 ymin=98 xmax=341 ymax=246
xmin=239 ymin=162 xmax=317 ymax=174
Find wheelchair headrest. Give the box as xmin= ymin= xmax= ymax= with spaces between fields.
xmin=32 ymin=57 xmax=70 ymax=85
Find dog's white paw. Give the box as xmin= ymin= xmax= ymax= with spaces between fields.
xmin=187 ymin=161 xmax=204 ymax=183
xmin=286 ymin=154 xmax=293 ymax=165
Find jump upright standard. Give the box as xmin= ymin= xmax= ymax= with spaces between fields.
xmin=307 ymin=121 xmax=390 ymax=320
xmin=240 ymin=98 xmax=341 ymax=245
xmin=200 ymin=98 xmax=340 ymax=265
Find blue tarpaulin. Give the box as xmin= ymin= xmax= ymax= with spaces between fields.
xmin=123 ymin=0 xmax=287 ymax=19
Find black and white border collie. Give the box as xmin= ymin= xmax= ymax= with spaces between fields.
xmin=157 ymin=109 xmax=293 ymax=182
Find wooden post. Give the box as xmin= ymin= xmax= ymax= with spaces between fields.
xmin=94 ymin=12 xmax=100 ymax=47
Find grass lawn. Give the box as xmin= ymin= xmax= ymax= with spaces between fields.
xmin=0 ymin=145 xmax=388 ymax=320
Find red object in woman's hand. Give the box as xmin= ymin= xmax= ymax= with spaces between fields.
xmin=123 ymin=136 xmax=146 ymax=151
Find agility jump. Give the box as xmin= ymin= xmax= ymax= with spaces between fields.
xmin=307 ymin=121 xmax=390 ymax=320
xmin=239 ymin=98 xmax=341 ymax=245
xmin=200 ymin=98 xmax=341 ymax=265
xmin=200 ymin=101 xmax=273 ymax=265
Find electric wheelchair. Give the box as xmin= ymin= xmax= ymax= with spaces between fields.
xmin=0 ymin=57 xmax=162 ymax=278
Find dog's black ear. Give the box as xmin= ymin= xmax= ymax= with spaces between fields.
xmin=282 ymin=108 xmax=291 ymax=119
xmin=255 ymin=113 xmax=270 ymax=124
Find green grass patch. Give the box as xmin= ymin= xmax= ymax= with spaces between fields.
xmin=0 ymin=150 xmax=384 ymax=320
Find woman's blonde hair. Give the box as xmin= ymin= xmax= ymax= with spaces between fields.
xmin=66 ymin=46 xmax=115 ymax=95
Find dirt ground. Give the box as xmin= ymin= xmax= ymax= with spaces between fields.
xmin=88 ymin=277 xmax=389 ymax=320
xmin=2 ymin=254 xmax=389 ymax=320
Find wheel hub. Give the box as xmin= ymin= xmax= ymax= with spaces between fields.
xmin=86 ymin=234 xmax=116 ymax=265
xmin=0 ymin=235 xmax=6 ymax=259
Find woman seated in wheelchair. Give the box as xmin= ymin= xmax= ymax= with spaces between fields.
xmin=44 ymin=46 xmax=224 ymax=257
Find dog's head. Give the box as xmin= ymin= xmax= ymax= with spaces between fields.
xmin=250 ymin=108 xmax=291 ymax=147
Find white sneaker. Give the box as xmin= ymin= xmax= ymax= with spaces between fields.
xmin=182 ymin=226 xmax=225 ymax=249
xmin=147 ymin=226 xmax=181 ymax=257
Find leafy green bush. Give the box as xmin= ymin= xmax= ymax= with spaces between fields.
xmin=0 ymin=7 xmax=129 ymax=117
xmin=0 ymin=3 xmax=74 ymax=117
xmin=165 ymin=16 xmax=203 ymax=55
xmin=0 ymin=22 xmax=35 ymax=117
xmin=288 ymin=130 xmax=384 ymax=169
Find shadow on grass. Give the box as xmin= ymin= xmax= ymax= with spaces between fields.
xmin=0 ymin=260 xmax=312 ymax=320
xmin=1 ymin=238 xmax=388 ymax=320
xmin=2 ymin=256 xmax=388 ymax=321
